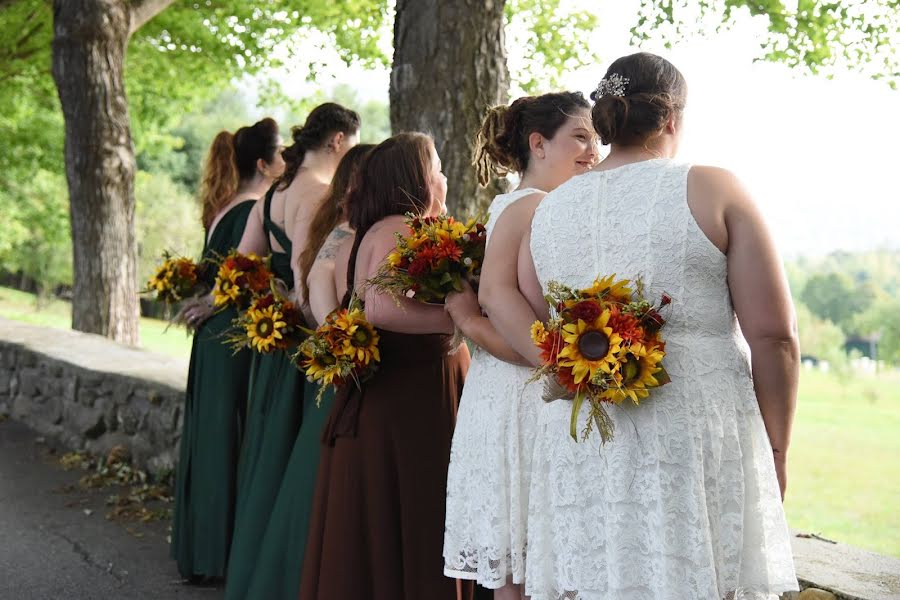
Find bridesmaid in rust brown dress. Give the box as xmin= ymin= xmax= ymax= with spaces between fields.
xmin=299 ymin=132 xmax=476 ymax=600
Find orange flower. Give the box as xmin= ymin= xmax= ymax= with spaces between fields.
xmin=436 ymin=238 xmax=463 ymax=262
xmin=607 ymin=306 xmax=645 ymax=343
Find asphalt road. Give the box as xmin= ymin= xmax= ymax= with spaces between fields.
xmin=0 ymin=418 xmax=223 ymax=600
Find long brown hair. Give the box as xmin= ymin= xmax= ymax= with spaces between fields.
xmin=344 ymin=132 xmax=435 ymax=298
xmin=278 ymin=102 xmax=360 ymax=191
xmin=297 ymin=143 xmax=374 ymax=304
xmin=198 ymin=118 xmax=280 ymax=229
xmin=472 ymin=92 xmax=590 ymax=186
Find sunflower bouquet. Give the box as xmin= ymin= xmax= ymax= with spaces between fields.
xmin=294 ymin=304 xmax=380 ymax=405
xmin=226 ymin=291 xmax=306 ymax=354
xmin=211 ymin=250 xmax=273 ymax=310
xmin=530 ymin=274 xmax=672 ymax=444
xmin=143 ymin=251 xmax=202 ymax=304
xmin=366 ymin=213 xmax=487 ymax=304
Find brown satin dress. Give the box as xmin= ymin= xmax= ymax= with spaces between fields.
xmin=299 ymin=330 xmax=481 ymax=600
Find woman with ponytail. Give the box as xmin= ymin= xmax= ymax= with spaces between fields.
xmin=236 ymin=143 xmax=372 ymax=600
xmin=299 ymin=133 xmax=476 ymax=600
xmin=222 ymin=103 xmax=360 ymax=600
xmin=443 ymin=92 xmax=597 ymax=598
xmin=171 ymin=118 xmax=285 ymax=582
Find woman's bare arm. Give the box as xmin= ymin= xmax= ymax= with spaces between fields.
xmin=307 ymin=228 xmax=354 ymax=325
xmin=479 ymin=194 xmax=546 ymax=367
xmin=445 ymin=281 xmax=528 ymax=365
xmin=692 ymin=166 xmax=798 ymax=499
xmin=359 ymin=225 xmax=454 ymax=335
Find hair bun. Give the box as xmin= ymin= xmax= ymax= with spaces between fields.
xmin=589 ymin=53 xmax=686 ymax=147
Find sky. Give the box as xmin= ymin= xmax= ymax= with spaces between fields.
xmin=258 ymin=0 xmax=900 ymax=259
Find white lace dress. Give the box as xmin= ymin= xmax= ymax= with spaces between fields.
xmin=443 ymin=187 xmax=544 ymax=588
xmin=525 ymin=160 xmax=798 ymax=600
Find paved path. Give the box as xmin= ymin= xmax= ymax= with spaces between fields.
xmin=0 ymin=418 xmax=223 ymax=600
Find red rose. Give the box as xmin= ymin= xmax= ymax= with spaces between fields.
xmin=644 ymin=309 xmax=665 ymax=332
xmin=660 ymin=293 xmax=672 ymax=307
xmin=254 ymin=294 xmax=275 ymax=310
xmin=407 ymin=256 xmax=430 ymax=277
xmin=568 ymin=300 xmax=603 ymax=323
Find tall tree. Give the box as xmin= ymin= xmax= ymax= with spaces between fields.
xmin=41 ymin=1 xmax=385 ymax=343
xmin=390 ymin=0 xmax=510 ymax=215
xmin=51 ymin=0 xmax=169 ymax=344
xmin=389 ymin=0 xmax=598 ymax=215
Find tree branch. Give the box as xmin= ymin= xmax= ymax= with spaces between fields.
xmin=129 ymin=0 xmax=175 ymax=36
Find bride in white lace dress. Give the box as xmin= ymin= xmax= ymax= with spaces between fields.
xmin=482 ymin=52 xmax=799 ymax=600
xmin=442 ymin=93 xmax=598 ymax=597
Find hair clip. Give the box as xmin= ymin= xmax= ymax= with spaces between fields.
xmin=594 ymin=73 xmax=629 ymax=98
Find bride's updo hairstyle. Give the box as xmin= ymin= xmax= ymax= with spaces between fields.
xmin=472 ymin=92 xmax=590 ymax=186
xmin=344 ymin=132 xmax=436 ymax=293
xmin=591 ymin=52 xmax=687 ymax=147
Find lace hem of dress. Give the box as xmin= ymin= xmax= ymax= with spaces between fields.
xmin=546 ymin=588 xmax=787 ymax=600
xmin=443 ymin=546 xmax=525 ymax=589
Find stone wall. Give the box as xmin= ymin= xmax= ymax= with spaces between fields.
xmin=0 ymin=318 xmax=188 ymax=477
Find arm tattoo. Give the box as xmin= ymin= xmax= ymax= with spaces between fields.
xmin=315 ymin=228 xmax=352 ymax=261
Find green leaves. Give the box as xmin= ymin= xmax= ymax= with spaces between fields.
xmin=504 ymin=0 xmax=600 ymax=94
xmin=633 ymin=0 xmax=900 ymax=87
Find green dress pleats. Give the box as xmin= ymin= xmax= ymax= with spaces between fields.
xmin=171 ymin=200 xmax=255 ymax=579
xmin=241 ymin=387 xmax=335 ymax=600
xmin=224 ymin=188 xmax=306 ymax=599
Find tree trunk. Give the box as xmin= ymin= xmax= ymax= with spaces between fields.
xmin=390 ymin=0 xmax=510 ymax=216
xmin=51 ymin=0 xmax=140 ymax=345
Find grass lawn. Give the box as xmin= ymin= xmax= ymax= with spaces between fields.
xmin=785 ymin=366 xmax=900 ymax=557
xmin=0 ymin=286 xmax=192 ymax=359
xmin=1 ymin=285 xmax=898 ymax=557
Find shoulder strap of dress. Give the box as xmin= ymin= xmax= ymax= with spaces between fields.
xmin=261 ymin=185 xmax=293 ymax=252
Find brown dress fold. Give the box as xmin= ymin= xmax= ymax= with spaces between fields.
xmin=299 ymin=330 xmax=477 ymax=600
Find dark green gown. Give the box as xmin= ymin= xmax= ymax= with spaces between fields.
xmin=223 ymin=190 xmax=305 ymax=600
xmin=241 ymin=386 xmax=335 ymax=599
xmin=171 ymin=199 xmax=255 ymax=579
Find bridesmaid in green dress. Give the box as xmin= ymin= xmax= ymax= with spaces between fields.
xmin=223 ymin=103 xmax=361 ymax=600
xmin=239 ymin=143 xmax=374 ymax=600
xmin=171 ymin=118 xmax=286 ymax=581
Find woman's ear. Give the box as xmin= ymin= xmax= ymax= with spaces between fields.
xmin=528 ymin=131 xmax=546 ymax=160
xmin=330 ymin=131 xmax=345 ymax=153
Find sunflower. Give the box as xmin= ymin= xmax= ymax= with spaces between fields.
xmin=603 ymin=342 xmax=666 ymax=404
xmin=333 ymin=309 xmax=380 ymax=365
xmin=530 ymin=321 xmax=549 ymax=344
xmin=558 ymin=309 xmax=623 ymax=384
xmin=213 ymin=264 xmax=243 ymax=306
xmin=582 ymin=274 xmax=633 ymax=305
xmin=302 ymin=351 xmax=346 ymax=386
xmin=246 ymin=305 xmax=287 ymax=353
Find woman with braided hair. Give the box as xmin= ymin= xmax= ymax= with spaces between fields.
xmin=222 ymin=103 xmax=360 ymax=599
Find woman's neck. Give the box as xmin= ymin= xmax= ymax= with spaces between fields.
xmin=518 ymin=170 xmax=559 ymax=194
xmin=599 ymin=139 xmax=676 ymax=170
xmin=299 ymin=149 xmax=338 ymax=184
xmin=235 ymin=175 xmax=271 ymax=201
